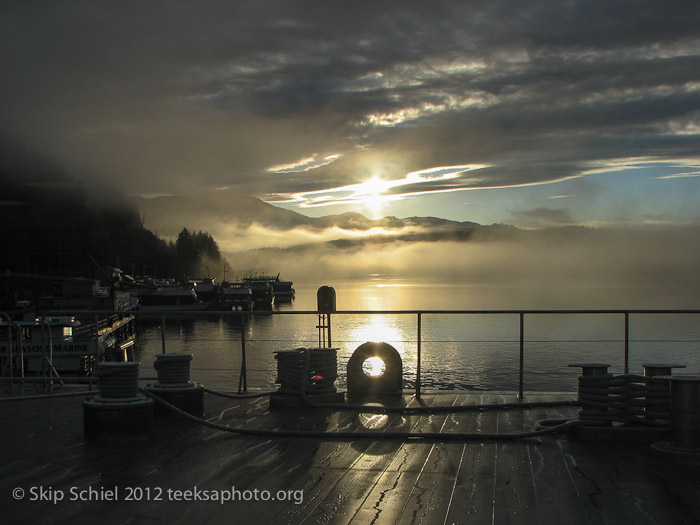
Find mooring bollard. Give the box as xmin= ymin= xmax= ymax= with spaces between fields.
xmin=642 ymin=364 xmax=685 ymax=425
xmin=269 ymin=347 xmax=344 ymax=408
xmin=569 ymin=363 xmax=612 ymax=426
xmin=347 ymin=342 xmax=403 ymax=400
xmin=569 ymin=363 xmax=611 ymax=377
xmin=83 ymin=362 xmax=154 ymax=438
xmin=643 ymin=364 xmax=686 ymax=377
xmin=669 ymin=376 xmax=700 ymax=450
xmin=154 ymin=353 xmax=194 ymax=386
xmin=144 ymin=353 xmax=204 ymax=416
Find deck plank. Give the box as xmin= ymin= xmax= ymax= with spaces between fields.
xmin=583 ymin=444 xmax=698 ymax=524
xmin=443 ymin=394 xmax=510 ymax=524
xmin=150 ymin=399 xmax=363 ymax=524
xmin=296 ymin=394 xmax=457 ymax=525
xmin=392 ymin=394 xmax=470 ymax=525
xmin=346 ymin=394 xmax=465 ymax=525
xmin=520 ymin=396 xmax=591 ymax=525
xmin=225 ymin=395 xmax=435 ymax=524
xmin=555 ymin=431 xmax=700 ymax=525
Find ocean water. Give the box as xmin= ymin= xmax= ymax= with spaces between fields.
xmin=133 ymin=276 xmax=700 ymax=392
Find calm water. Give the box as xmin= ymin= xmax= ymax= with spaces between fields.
xmin=134 ymin=276 xmax=700 ymax=392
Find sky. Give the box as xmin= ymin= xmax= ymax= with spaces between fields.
xmin=2 ymin=1 xmax=700 ymax=227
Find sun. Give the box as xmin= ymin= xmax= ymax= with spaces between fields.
xmin=352 ymin=176 xmax=395 ymax=217
xmin=356 ymin=176 xmax=392 ymax=195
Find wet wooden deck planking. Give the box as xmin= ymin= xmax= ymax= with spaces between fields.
xmin=1 ymin=388 xmax=698 ymax=524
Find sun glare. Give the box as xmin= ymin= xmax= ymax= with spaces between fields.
xmin=352 ymin=176 xmax=395 ymax=217
xmin=362 ymin=356 xmax=387 ymax=377
xmin=355 ymin=176 xmax=393 ymax=196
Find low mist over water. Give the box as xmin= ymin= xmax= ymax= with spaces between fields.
xmin=229 ymin=227 xmax=700 ymax=310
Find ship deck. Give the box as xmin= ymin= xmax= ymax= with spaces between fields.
xmin=1 ymin=386 xmax=698 ymax=524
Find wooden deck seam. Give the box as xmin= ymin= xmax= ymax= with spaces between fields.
xmin=394 ymin=394 xmax=461 ymax=524
xmin=296 ymin=394 xmax=448 ymax=524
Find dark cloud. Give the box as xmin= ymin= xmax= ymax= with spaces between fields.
xmin=1 ymin=1 xmax=700 ymax=201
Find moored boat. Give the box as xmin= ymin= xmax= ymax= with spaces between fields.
xmin=242 ymin=273 xmax=294 ymax=308
xmin=136 ymin=288 xmax=210 ymax=311
xmin=188 ymin=278 xmax=219 ymax=305
xmin=0 ymin=272 xmax=138 ymax=375
xmin=0 ymin=313 xmax=136 ymax=375
xmin=242 ymin=275 xmax=275 ymax=310
xmin=271 ymin=274 xmax=295 ymax=302
xmin=220 ymin=281 xmax=253 ymax=310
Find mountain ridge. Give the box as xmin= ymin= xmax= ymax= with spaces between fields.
xmin=130 ymin=191 xmax=481 ymax=239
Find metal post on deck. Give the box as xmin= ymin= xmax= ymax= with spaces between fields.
xmin=93 ymin=313 xmax=100 ymax=383
xmin=327 ymin=313 xmax=332 ymax=347
xmin=624 ymin=312 xmax=630 ymax=374
xmin=518 ymin=312 xmax=524 ymax=400
xmin=160 ymin=314 xmax=167 ymax=354
xmin=15 ymin=322 xmax=24 ymax=388
xmin=238 ymin=318 xmax=247 ymax=394
xmin=0 ymin=312 xmax=13 ymax=381
xmin=673 ymin=376 xmax=700 ymax=450
xmin=41 ymin=319 xmax=56 ymax=391
xmin=416 ymin=312 xmax=422 ymax=400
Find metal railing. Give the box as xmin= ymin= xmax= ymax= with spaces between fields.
xmin=3 ymin=308 xmax=700 ymax=399
xmin=140 ymin=308 xmax=700 ymax=399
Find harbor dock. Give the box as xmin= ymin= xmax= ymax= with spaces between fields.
xmin=1 ymin=386 xmax=698 ymax=524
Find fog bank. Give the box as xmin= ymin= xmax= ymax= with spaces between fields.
xmin=225 ymin=225 xmax=700 ymax=307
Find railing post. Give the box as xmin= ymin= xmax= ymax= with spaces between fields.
xmin=416 ymin=312 xmax=422 ymax=400
xmin=15 ymin=322 xmax=24 ymax=391
xmin=0 ymin=312 xmax=13 ymax=381
xmin=160 ymin=314 xmax=166 ymax=354
xmin=328 ymin=313 xmax=332 ymax=347
xmin=519 ymin=312 xmax=524 ymax=400
xmin=238 ymin=313 xmax=248 ymax=394
xmin=41 ymin=318 xmax=56 ymax=391
xmin=624 ymin=312 xmax=629 ymax=374
xmin=94 ymin=313 xmax=100 ymax=372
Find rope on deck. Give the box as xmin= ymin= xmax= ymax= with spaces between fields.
xmin=140 ymin=387 xmax=580 ymax=441
xmin=203 ymin=387 xmax=276 ymax=399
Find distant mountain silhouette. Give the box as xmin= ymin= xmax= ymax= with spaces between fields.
xmin=131 ymin=191 xmax=481 ymax=238
xmin=130 ymin=192 xmax=311 ymax=233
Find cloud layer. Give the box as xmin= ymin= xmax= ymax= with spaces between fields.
xmin=2 ymin=1 xmax=700 ymax=216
